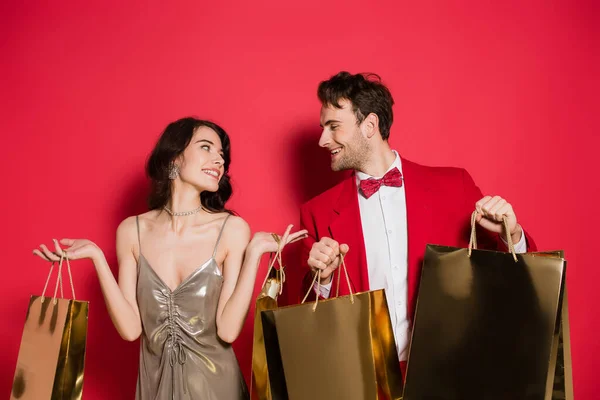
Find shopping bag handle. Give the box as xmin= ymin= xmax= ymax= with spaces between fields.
xmin=41 ymin=250 xmax=76 ymax=304
xmin=259 ymin=233 xmax=286 ymax=296
xmin=302 ymin=253 xmax=354 ymax=311
xmin=468 ymin=210 xmax=517 ymax=262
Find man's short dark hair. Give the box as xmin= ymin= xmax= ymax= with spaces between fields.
xmin=317 ymin=71 xmax=395 ymax=140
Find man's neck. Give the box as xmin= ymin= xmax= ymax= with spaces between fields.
xmin=358 ymin=143 xmax=396 ymax=177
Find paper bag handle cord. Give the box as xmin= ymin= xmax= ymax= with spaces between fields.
xmin=260 ymin=235 xmax=286 ymax=296
xmin=41 ymin=251 xmax=76 ymax=303
xmin=468 ymin=210 xmax=517 ymax=262
xmin=302 ymin=253 xmax=354 ymax=311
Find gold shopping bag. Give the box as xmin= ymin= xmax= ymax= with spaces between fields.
xmin=403 ymin=212 xmax=572 ymax=400
xmin=11 ymin=252 xmax=89 ymax=400
xmin=261 ymin=256 xmax=404 ymax=400
xmin=251 ymin=237 xmax=286 ymax=400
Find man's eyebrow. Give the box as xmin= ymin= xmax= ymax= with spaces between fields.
xmin=320 ymin=119 xmax=341 ymax=128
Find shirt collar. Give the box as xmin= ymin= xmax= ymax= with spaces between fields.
xmin=356 ymin=150 xmax=402 ymax=185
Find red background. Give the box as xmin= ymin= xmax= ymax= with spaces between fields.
xmin=2 ymin=1 xmax=598 ymax=398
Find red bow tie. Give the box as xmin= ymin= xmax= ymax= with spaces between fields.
xmin=359 ymin=167 xmax=403 ymax=199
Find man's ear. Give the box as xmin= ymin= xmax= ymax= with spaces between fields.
xmin=363 ymin=113 xmax=379 ymax=139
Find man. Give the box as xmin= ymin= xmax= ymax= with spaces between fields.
xmin=299 ymin=71 xmax=536 ymax=373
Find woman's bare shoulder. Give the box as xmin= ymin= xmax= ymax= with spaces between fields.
xmin=117 ymin=210 xmax=160 ymax=237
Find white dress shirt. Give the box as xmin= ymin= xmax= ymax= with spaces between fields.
xmin=316 ymin=151 xmax=527 ymax=361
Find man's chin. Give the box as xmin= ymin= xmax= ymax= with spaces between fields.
xmin=331 ymin=162 xmax=350 ymax=172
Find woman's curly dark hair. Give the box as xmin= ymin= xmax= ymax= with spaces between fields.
xmin=146 ymin=117 xmax=233 ymax=214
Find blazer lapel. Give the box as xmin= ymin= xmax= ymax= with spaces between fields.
xmin=402 ymin=157 xmax=434 ymax=322
xmin=328 ymin=175 xmax=370 ymax=294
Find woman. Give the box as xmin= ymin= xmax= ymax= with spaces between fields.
xmin=33 ymin=117 xmax=306 ymax=399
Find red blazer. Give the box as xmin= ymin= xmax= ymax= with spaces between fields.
xmin=299 ymin=157 xmax=537 ymax=323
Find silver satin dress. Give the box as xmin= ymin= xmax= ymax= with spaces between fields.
xmin=135 ymin=215 xmax=249 ymax=400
